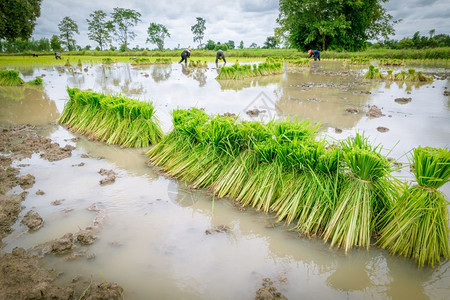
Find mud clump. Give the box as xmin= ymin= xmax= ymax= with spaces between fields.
xmin=377 ymin=126 xmax=390 ymax=133
xmin=36 ymin=189 xmax=45 ymax=195
xmin=247 ymin=108 xmax=265 ymax=117
xmin=40 ymin=144 xmax=75 ymax=162
xmin=346 ymin=107 xmax=359 ymax=114
xmin=205 ymin=225 xmax=230 ymax=235
xmin=80 ymin=282 xmax=124 ymax=300
xmin=21 ymin=209 xmax=44 ymax=231
xmin=0 ymin=193 xmax=26 ymax=239
xmin=0 ymin=247 xmax=75 ymax=299
xmin=75 ymin=230 xmax=97 ymax=245
xmin=98 ymin=168 xmax=118 ymax=185
xmin=394 ymin=97 xmax=412 ymax=104
xmin=51 ymin=233 xmax=74 ymax=254
xmin=18 ymin=174 xmax=35 ymax=189
xmin=255 ymin=278 xmax=287 ymax=300
xmin=366 ymin=105 xmax=384 ymax=118
xmin=335 ymin=128 xmax=343 ymax=134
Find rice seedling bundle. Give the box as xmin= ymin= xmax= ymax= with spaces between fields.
xmin=216 ymin=62 xmax=283 ymax=80
xmin=155 ymin=58 xmax=172 ymax=64
xmin=394 ymin=70 xmax=407 ymax=81
xmin=131 ymin=57 xmax=151 ymax=65
xmin=417 ymin=71 xmax=433 ymax=82
xmin=59 ymin=88 xmax=162 ymax=147
xmin=288 ymin=58 xmax=310 ymax=66
xmin=188 ymin=60 xmax=207 ymax=68
xmin=378 ymin=146 xmax=450 ymax=267
xmin=0 ymin=70 xmax=25 ymax=86
xmin=26 ymin=77 xmax=43 ymax=86
xmin=363 ymin=65 xmax=384 ymax=80
xmin=386 ymin=70 xmax=395 ymax=81
xmin=323 ymin=134 xmax=393 ymax=253
xmin=350 ymin=57 xmax=370 ymax=64
xmin=102 ymin=57 xmax=114 ymax=64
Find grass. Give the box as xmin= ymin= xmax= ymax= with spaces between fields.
xmin=59 ymin=88 xmax=163 ymax=148
xmin=0 ymin=70 xmax=25 ymax=85
xmin=216 ymin=61 xmax=283 ymax=80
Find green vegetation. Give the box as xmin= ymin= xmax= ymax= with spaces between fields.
xmin=146 ymin=23 xmax=170 ymax=51
xmin=363 ymin=65 xmax=384 ymax=79
xmin=216 ymin=62 xmax=283 ymax=79
xmin=363 ymin=66 xmax=433 ymax=82
xmin=26 ymin=76 xmax=43 ymax=85
xmin=0 ymin=0 xmax=42 ymax=42
xmin=59 ymin=88 xmax=163 ymax=148
xmin=0 ymin=70 xmax=43 ymax=86
xmin=130 ymin=57 xmax=150 ymax=65
xmin=58 ymin=16 xmax=79 ymax=51
xmin=188 ymin=60 xmax=207 ymax=68
xmin=154 ymin=58 xmax=171 ymax=64
xmin=378 ymin=147 xmax=450 ymax=267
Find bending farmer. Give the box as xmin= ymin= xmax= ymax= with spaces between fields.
xmin=179 ymin=47 xmax=191 ymax=64
xmin=215 ymin=49 xmax=226 ymax=65
xmin=308 ymin=50 xmax=320 ymax=61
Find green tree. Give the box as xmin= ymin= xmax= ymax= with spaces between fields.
xmin=191 ymin=17 xmax=206 ymax=48
xmin=205 ymin=39 xmax=216 ymax=50
xmin=239 ymin=40 xmax=244 ymax=49
xmin=111 ymin=7 xmax=141 ymax=51
xmin=50 ymin=35 xmax=62 ymax=51
xmin=277 ymin=0 xmax=395 ymax=51
xmin=263 ymin=36 xmax=278 ymax=48
xmin=0 ymin=0 xmax=42 ymax=42
xmin=146 ymin=23 xmax=170 ymax=51
xmin=249 ymin=42 xmax=258 ymax=48
xmin=87 ymin=10 xmax=113 ymax=51
xmin=226 ymin=40 xmax=235 ymax=49
xmin=58 ymin=16 xmax=79 ymax=51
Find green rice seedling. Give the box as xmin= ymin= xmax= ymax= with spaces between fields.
xmin=323 ymin=134 xmax=393 ymax=253
xmin=379 ymin=59 xmax=405 ymax=66
xmin=59 ymin=88 xmax=162 ymax=147
xmin=64 ymin=59 xmax=71 ymax=67
xmin=216 ymin=62 xmax=283 ymax=80
xmin=155 ymin=58 xmax=172 ymax=64
xmin=0 ymin=70 xmax=25 ymax=86
xmin=102 ymin=57 xmax=115 ymax=64
xmin=350 ymin=57 xmax=370 ymax=64
xmin=77 ymin=59 xmax=82 ymax=67
xmin=288 ymin=58 xmax=310 ymax=66
xmin=131 ymin=57 xmax=151 ymax=65
xmin=417 ymin=71 xmax=433 ymax=82
xmin=188 ymin=60 xmax=207 ymax=68
xmin=394 ymin=70 xmax=407 ymax=81
xmin=363 ymin=65 xmax=384 ymax=80
xmin=405 ymin=69 xmax=418 ymax=81
xmin=378 ymin=147 xmax=449 ymax=267
xmin=386 ymin=70 xmax=395 ymax=81
xmin=26 ymin=77 xmax=43 ymax=85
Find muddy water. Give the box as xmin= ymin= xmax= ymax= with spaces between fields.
xmin=1 ymin=60 xmax=449 ymax=299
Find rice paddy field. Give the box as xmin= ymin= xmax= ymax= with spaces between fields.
xmin=0 ymin=55 xmax=449 ymax=299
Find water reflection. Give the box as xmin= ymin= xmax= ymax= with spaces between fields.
xmin=217 ymin=74 xmax=283 ymax=91
xmin=94 ymin=64 xmax=144 ymax=96
xmin=151 ymin=65 xmax=172 ymax=82
xmin=0 ymin=86 xmax=59 ymax=125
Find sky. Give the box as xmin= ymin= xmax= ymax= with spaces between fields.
xmin=32 ymin=0 xmax=450 ymax=49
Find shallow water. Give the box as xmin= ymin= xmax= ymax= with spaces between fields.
xmin=1 ymin=60 xmax=449 ymax=299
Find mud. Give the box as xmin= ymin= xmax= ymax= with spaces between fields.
xmin=98 ymin=168 xmax=118 ymax=185
xmin=366 ymin=105 xmax=384 ymax=118
xmin=36 ymin=189 xmax=45 ymax=195
xmin=346 ymin=107 xmax=359 ymax=114
xmin=247 ymin=108 xmax=266 ymax=117
xmin=394 ymin=97 xmax=412 ymax=104
xmin=205 ymin=225 xmax=230 ymax=235
xmin=377 ymin=126 xmax=390 ymax=133
xmin=21 ymin=209 xmax=44 ymax=231
xmin=255 ymin=278 xmax=287 ymax=300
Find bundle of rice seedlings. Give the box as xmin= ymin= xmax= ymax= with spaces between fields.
xmin=0 ymin=70 xmax=25 ymax=86
xmin=378 ymin=146 xmax=449 ymax=267
xmin=363 ymin=65 xmax=384 ymax=80
xmin=350 ymin=57 xmax=370 ymax=64
xmin=131 ymin=57 xmax=151 ymax=65
xmin=188 ymin=60 xmax=207 ymax=68
xmin=216 ymin=62 xmax=283 ymax=80
xmin=26 ymin=77 xmax=43 ymax=86
xmin=64 ymin=59 xmax=71 ymax=67
xmin=59 ymin=88 xmax=163 ymax=148
xmin=288 ymin=58 xmax=309 ymax=66
xmin=323 ymin=134 xmax=393 ymax=253
xmin=405 ymin=69 xmax=418 ymax=81
xmin=386 ymin=70 xmax=395 ymax=81
xmin=417 ymin=71 xmax=433 ymax=82
xmin=155 ymin=58 xmax=172 ymax=64
xmin=102 ymin=57 xmax=114 ymax=64
xmin=394 ymin=70 xmax=407 ymax=81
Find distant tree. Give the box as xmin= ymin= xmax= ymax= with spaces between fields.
xmin=50 ymin=35 xmax=62 ymax=51
xmin=146 ymin=23 xmax=170 ymax=51
xmin=429 ymin=29 xmax=435 ymax=39
xmin=58 ymin=16 xmax=79 ymax=51
xmin=205 ymin=39 xmax=216 ymax=50
xmin=277 ymin=0 xmax=395 ymax=51
xmin=87 ymin=10 xmax=113 ymax=51
xmin=239 ymin=40 xmax=244 ymax=49
xmin=226 ymin=40 xmax=235 ymax=49
xmin=263 ymin=36 xmax=278 ymax=48
xmin=191 ymin=17 xmax=206 ymax=48
xmin=0 ymin=0 xmax=42 ymax=42
xmin=249 ymin=42 xmax=258 ymax=48
xmin=37 ymin=38 xmax=50 ymax=51
xmin=111 ymin=7 xmax=141 ymax=51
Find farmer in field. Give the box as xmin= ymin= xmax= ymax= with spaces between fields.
xmin=215 ymin=49 xmax=226 ymax=65
xmin=55 ymin=52 xmax=61 ymax=59
xmin=179 ymin=47 xmax=191 ymax=64
xmin=308 ymin=49 xmax=320 ymax=61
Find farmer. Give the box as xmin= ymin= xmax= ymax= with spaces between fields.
xmin=215 ymin=49 xmax=226 ymax=65
xmin=308 ymin=49 xmax=320 ymax=61
xmin=179 ymin=47 xmax=191 ymax=64
xmin=55 ymin=52 xmax=62 ymax=59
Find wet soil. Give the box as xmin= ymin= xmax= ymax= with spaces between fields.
xmin=0 ymin=124 xmax=123 ymax=299
xmin=366 ymin=105 xmax=384 ymax=118
xmin=394 ymin=97 xmax=412 ymax=104
xmin=98 ymin=168 xmax=118 ymax=185
xmin=255 ymin=278 xmax=287 ymax=300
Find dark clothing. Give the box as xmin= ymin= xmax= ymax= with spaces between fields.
xmin=179 ymin=49 xmax=191 ymax=64
xmin=55 ymin=52 xmax=61 ymax=59
xmin=215 ymin=50 xmax=226 ymax=64
xmin=309 ymin=50 xmax=320 ymax=61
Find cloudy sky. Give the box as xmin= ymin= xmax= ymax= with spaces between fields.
xmin=32 ymin=0 xmax=450 ymax=49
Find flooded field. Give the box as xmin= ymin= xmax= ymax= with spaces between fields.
xmin=1 ymin=59 xmax=449 ymax=299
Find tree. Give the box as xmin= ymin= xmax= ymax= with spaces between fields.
xmin=191 ymin=17 xmax=206 ymax=48
xmin=50 ymin=35 xmax=62 ymax=51
xmin=277 ymin=0 xmax=395 ymax=51
xmin=249 ymin=42 xmax=258 ymax=48
xmin=0 ymin=0 xmax=42 ymax=42
xmin=58 ymin=16 xmax=79 ymax=51
xmin=87 ymin=10 xmax=113 ymax=51
xmin=146 ymin=23 xmax=170 ymax=51
xmin=263 ymin=36 xmax=278 ymax=48
xmin=226 ymin=40 xmax=235 ymax=49
xmin=205 ymin=39 xmax=216 ymax=50
xmin=111 ymin=7 xmax=141 ymax=51
xmin=239 ymin=40 xmax=244 ymax=49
